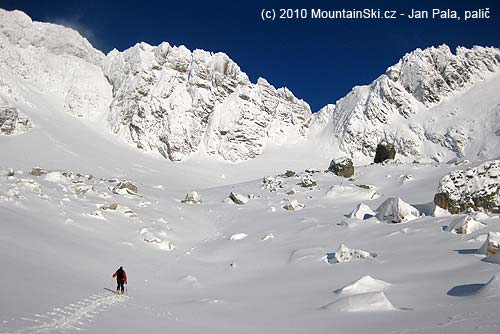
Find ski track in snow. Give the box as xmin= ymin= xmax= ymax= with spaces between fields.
xmin=3 ymin=292 xmax=129 ymax=334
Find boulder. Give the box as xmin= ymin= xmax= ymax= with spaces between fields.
xmin=328 ymin=157 xmax=354 ymax=178
xmin=282 ymin=170 xmax=296 ymax=178
xmin=283 ymin=199 xmax=305 ymax=211
xmin=101 ymin=203 xmax=119 ymax=210
xmin=181 ymin=191 xmax=202 ymax=204
xmin=327 ymin=244 xmax=377 ymax=264
xmin=376 ymin=197 xmax=421 ymax=223
xmin=229 ymin=192 xmax=248 ymax=205
xmin=30 ymin=167 xmax=48 ymax=176
xmin=434 ymin=160 xmax=500 ymax=214
xmin=478 ymin=232 xmax=500 ymax=256
xmin=348 ymin=203 xmax=376 ymax=220
xmin=113 ymin=180 xmax=138 ymax=195
xmin=374 ymin=143 xmax=396 ymax=163
xmin=444 ymin=215 xmax=486 ymax=234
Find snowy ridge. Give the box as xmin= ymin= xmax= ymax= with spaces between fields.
xmin=313 ymin=45 xmax=500 ymax=162
xmin=0 ymin=9 xmax=112 ymax=121
xmin=104 ymin=43 xmax=311 ymax=161
xmin=1 ymin=8 xmax=500 ymax=163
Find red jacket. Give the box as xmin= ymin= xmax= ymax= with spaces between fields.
xmin=113 ymin=270 xmax=127 ymax=283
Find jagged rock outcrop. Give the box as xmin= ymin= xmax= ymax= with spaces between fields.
xmin=434 ymin=160 xmax=500 ymax=213
xmin=313 ymin=45 xmax=500 ymax=161
xmin=104 ymin=42 xmax=312 ymax=161
xmin=2 ymin=9 xmax=500 ymax=163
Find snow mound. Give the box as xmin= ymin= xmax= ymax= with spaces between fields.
xmin=289 ymin=247 xmax=325 ymax=264
xmin=376 ymin=197 xmax=421 ymax=223
xmin=348 ymin=203 xmax=376 ymax=219
xmin=476 ymin=273 xmax=500 ymax=297
xmin=327 ymin=244 xmax=377 ymax=264
xmin=334 ymin=275 xmax=392 ymax=296
xmin=326 ymin=184 xmax=380 ymax=201
xmin=444 ymin=215 xmax=486 ymax=234
xmin=229 ymin=233 xmax=248 ymax=241
xmin=321 ymin=291 xmax=397 ymax=312
xmin=478 ymin=232 xmax=500 ymax=256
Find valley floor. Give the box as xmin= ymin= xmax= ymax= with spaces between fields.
xmin=1 ymin=158 xmax=499 ymax=334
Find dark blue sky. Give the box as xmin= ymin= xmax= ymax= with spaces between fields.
xmin=1 ymin=0 xmax=499 ymax=111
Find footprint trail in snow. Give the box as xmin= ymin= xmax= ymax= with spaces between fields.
xmin=3 ymin=292 xmax=129 ymax=334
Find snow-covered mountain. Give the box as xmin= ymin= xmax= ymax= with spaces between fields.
xmin=313 ymin=45 xmax=500 ymax=162
xmin=104 ymin=43 xmax=311 ymax=161
xmin=1 ymin=8 xmax=499 ymax=164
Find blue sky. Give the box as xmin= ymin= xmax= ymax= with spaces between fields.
xmin=2 ymin=0 xmax=499 ymax=111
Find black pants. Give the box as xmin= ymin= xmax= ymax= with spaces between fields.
xmin=117 ymin=280 xmax=125 ymax=293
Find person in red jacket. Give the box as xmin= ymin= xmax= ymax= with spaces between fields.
xmin=112 ymin=266 xmax=127 ymax=294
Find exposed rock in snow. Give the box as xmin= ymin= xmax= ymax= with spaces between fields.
xmin=478 ymin=232 xmax=500 ymax=256
xmin=434 ymin=160 xmax=500 ymax=214
xmin=261 ymin=233 xmax=274 ymax=241
xmin=229 ymin=192 xmax=248 ymax=205
xmin=444 ymin=215 xmax=486 ymax=234
xmin=0 ymin=97 xmax=32 ymax=135
xmin=262 ymin=176 xmax=285 ymax=192
xmin=181 ymin=191 xmax=202 ymax=204
xmin=139 ymin=227 xmax=175 ymax=251
xmin=283 ymin=199 xmax=305 ymax=211
xmin=30 ymin=167 xmax=48 ymax=177
xmin=327 ymin=244 xmax=377 ymax=264
xmin=312 ymin=45 xmax=500 ymax=160
xmin=334 ymin=275 xmax=392 ymax=296
xmin=376 ymin=197 xmax=421 ymax=223
xmin=328 ymin=157 xmax=354 ymax=178
xmin=104 ymin=41 xmax=312 ymax=161
xmin=282 ymin=170 xmax=296 ymax=178
xmin=101 ymin=203 xmax=137 ymax=218
xmin=321 ymin=291 xmax=397 ymax=312
xmin=286 ymin=188 xmax=298 ymax=195
xmin=112 ymin=180 xmax=139 ymax=195
xmin=348 ymin=203 xmax=376 ymax=220
xmin=229 ymin=233 xmax=248 ymax=241
xmin=374 ymin=143 xmax=396 ymax=163
xmin=298 ymin=176 xmax=317 ymax=188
